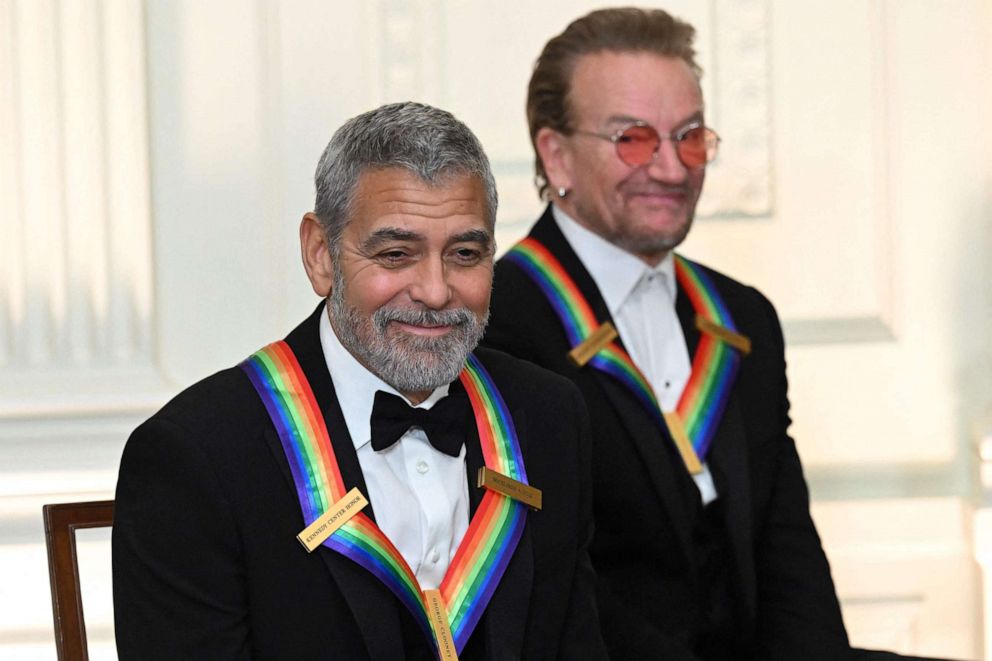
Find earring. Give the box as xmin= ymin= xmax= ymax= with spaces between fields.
xmin=557 ymin=186 xmax=568 ymax=199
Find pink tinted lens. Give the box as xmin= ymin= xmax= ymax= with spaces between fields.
xmin=615 ymin=125 xmax=660 ymax=166
xmin=676 ymin=126 xmax=711 ymax=168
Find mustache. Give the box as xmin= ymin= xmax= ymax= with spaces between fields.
xmin=372 ymin=306 xmax=474 ymax=331
xmin=620 ymin=181 xmax=691 ymax=196
xmin=623 ymin=184 xmax=689 ymax=197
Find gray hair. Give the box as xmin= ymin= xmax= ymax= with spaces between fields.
xmin=313 ymin=102 xmax=498 ymax=254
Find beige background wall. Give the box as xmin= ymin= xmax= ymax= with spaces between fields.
xmin=2 ymin=1 xmax=991 ymax=658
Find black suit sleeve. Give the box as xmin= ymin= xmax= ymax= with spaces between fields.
xmin=113 ymin=417 xmax=251 ymax=660
xmin=747 ymin=292 xmax=851 ymax=660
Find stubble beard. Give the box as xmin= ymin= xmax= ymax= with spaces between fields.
xmin=328 ymin=266 xmax=488 ymax=394
xmin=609 ymin=215 xmax=693 ymax=259
xmin=575 ymin=198 xmax=695 ymax=261
xmin=569 ymin=178 xmax=700 ymax=262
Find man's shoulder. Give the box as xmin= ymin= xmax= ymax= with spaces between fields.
xmin=678 ymin=255 xmax=777 ymax=318
xmin=117 ymin=362 xmax=276 ymax=498
xmin=679 ymin=254 xmax=751 ymax=293
xmin=138 ymin=363 xmax=266 ymax=446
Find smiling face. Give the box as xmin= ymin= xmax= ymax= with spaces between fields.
xmin=301 ymin=167 xmax=494 ymax=403
xmin=537 ymin=51 xmax=706 ymax=265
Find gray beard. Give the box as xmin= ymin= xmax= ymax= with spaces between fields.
xmin=328 ymin=271 xmax=488 ymax=394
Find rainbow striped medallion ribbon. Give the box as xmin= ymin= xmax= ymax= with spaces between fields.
xmin=241 ymin=343 xmax=527 ymax=658
xmin=505 ymin=237 xmax=744 ymax=463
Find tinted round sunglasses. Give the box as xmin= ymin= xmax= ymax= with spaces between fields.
xmin=573 ymin=121 xmax=720 ymax=169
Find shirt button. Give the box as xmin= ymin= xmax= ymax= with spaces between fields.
xmin=430 ymin=550 xmax=440 ymax=564
xmin=416 ymin=460 xmax=429 ymax=474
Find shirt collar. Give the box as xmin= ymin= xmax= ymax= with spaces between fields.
xmin=551 ymin=204 xmax=677 ymax=315
xmin=318 ymin=306 xmax=450 ymax=451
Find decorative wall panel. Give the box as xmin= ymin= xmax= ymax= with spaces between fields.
xmin=0 ymin=0 xmax=160 ymax=418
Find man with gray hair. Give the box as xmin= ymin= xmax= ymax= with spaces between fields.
xmin=113 ymin=102 xmax=606 ymax=660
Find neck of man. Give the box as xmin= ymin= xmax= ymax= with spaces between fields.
xmin=399 ymin=389 xmax=431 ymax=406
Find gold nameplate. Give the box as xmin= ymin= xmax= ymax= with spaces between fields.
xmin=568 ymin=322 xmax=619 ymax=366
xmin=477 ymin=467 xmax=543 ymax=511
xmin=296 ymin=487 xmax=368 ymax=553
xmin=695 ymin=316 xmax=752 ymax=355
xmin=662 ymin=411 xmax=704 ymax=475
xmin=424 ymin=589 xmax=459 ymax=661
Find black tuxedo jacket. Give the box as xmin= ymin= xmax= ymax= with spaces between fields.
xmin=113 ymin=303 xmax=606 ymax=660
xmin=483 ymin=205 xmax=851 ymax=660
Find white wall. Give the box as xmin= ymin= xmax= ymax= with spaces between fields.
xmin=1 ymin=1 xmax=990 ymax=658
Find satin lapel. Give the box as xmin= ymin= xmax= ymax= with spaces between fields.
xmin=257 ymin=303 xmax=405 ymax=661
xmin=284 ymin=304 xmax=373 ymax=509
xmin=461 ymin=381 xmax=485 ymax=519
xmin=532 ymin=208 xmax=694 ymax=559
xmin=259 ymin=305 xmax=374 ymax=519
xmin=477 ymin=404 xmax=532 ymax=660
xmin=706 ymin=395 xmax=756 ymax=617
xmin=594 ymin=373 xmax=694 ymax=559
xmin=676 ymin=284 xmax=757 ymax=616
xmin=675 ymin=283 xmax=700 ymax=356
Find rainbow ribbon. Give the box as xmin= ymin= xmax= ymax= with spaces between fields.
xmin=505 ymin=237 xmax=743 ymax=462
xmin=241 ymin=343 xmax=527 ymax=657
xmin=672 ymin=256 xmax=743 ymax=459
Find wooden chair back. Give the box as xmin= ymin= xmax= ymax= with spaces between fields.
xmin=42 ymin=500 xmax=115 ymax=661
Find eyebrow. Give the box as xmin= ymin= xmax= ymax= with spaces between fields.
xmin=604 ymin=114 xmax=646 ymax=127
xmin=360 ymin=227 xmax=423 ymax=252
xmin=604 ymin=110 xmax=705 ymax=130
xmin=451 ymin=228 xmax=492 ymax=249
xmin=360 ymin=226 xmax=493 ymax=251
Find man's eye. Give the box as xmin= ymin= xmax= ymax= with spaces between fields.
xmin=451 ymin=247 xmax=482 ymax=263
xmin=679 ymin=127 xmax=704 ymax=145
xmin=377 ymin=250 xmax=409 ymax=264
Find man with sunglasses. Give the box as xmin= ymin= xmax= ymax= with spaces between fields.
xmin=482 ymin=8 xmax=942 ymax=661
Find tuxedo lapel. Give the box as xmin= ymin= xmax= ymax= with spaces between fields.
xmin=594 ymin=373 xmax=695 ymax=558
xmin=675 ymin=283 xmax=700 ymax=356
xmin=464 ymin=370 xmax=533 ymax=659
xmin=676 ymin=275 xmax=757 ymax=617
xmin=258 ymin=303 xmax=406 ymax=661
xmin=706 ymin=395 xmax=756 ymax=617
xmin=529 ymin=207 xmax=695 ymax=559
xmin=284 ymin=304 xmax=372 ymax=512
xmin=462 ymin=386 xmax=485 ymax=519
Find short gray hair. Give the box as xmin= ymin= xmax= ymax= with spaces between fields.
xmin=313 ymin=102 xmax=498 ymax=254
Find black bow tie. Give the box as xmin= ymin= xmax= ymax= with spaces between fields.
xmin=370 ymin=388 xmax=469 ymax=457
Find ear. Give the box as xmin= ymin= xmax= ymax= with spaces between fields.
xmin=300 ymin=213 xmax=334 ymax=297
xmin=535 ymin=126 xmax=573 ymax=192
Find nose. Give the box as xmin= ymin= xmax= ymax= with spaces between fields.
xmin=645 ymin=137 xmax=689 ymax=183
xmin=407 ymin=255 xmax=453 ymax=309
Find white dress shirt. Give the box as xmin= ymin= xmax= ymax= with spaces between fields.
xmin=319 ymin=310 xmax=470 ymax=589
xmin=553 ymin=205 xmax=718 ymax=504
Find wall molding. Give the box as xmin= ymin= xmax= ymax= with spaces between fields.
xmin=699 ymin=0 xmax=773 ymax=218
xmin=0 ymin=0 xmax=154 ymax=378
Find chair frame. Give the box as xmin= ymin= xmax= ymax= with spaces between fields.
xmin=43 ymin=500 xmax=115 ymax=661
